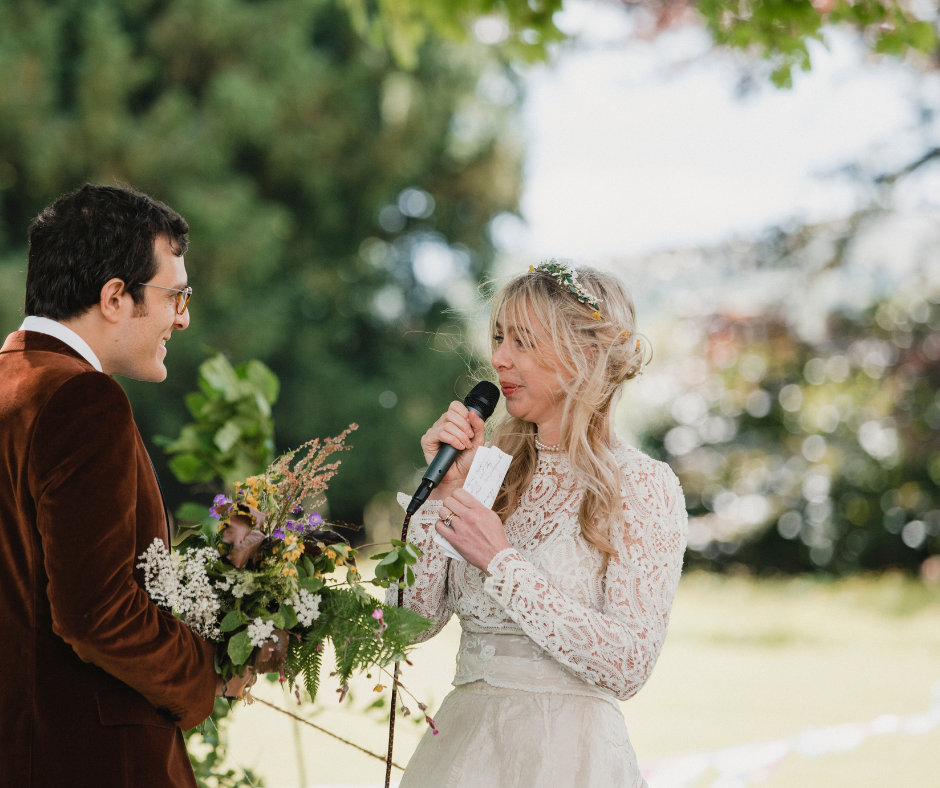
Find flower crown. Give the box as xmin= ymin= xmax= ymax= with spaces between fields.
xmin=529 ymin=259 xmax=602 ymax=319
xmin=528 ymin=260 xmax=645 ymax=374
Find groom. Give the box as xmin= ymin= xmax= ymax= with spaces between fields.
xmin=0 ymin=185 xmax=249 ymax=788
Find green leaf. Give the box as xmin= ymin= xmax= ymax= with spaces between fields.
xmin=280 ymin=603 xmax=298 ymax=630
xmin=176 ymin=502 xmax=211 ymax=522
xmin=214 ymin=420 xmax=242 ymax=453
xmin=244 ymin=359 xmax=280 ymax=405
xmin=175 ymin=533 xmax=207 ymax=553
xmin=377 ymin=550 xmax=399 ymax=567
xmin=300 ymin=577 xmax=325 ymax=593
xmin=227 ymin=630 xmax=252 ymax=666
xmin=200 ymin=354 xmax=242 ymax=400
xmin=184 ymin=391 xmax=209 ymax=419
xmin=168 ymin=453 xmax=215 ymax=484
xmin=909 ymin=21 xmax=937 ymax=53
xmin=220 ymin=610 xmax=246 ymax=633
xmin=406 ymin=567 xmax=415 ymax=586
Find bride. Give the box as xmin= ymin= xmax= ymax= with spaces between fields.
xmin=391 ymin=262 xmax=688 ymax=788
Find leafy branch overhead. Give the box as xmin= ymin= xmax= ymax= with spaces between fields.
xmin=157 ymin=354 xmax=280 ymax=490
xmin=373 ymin=0 xmax=939 ymax=87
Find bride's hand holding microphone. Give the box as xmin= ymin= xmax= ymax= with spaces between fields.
xmin=422 ymin=402 xmax=511 ymax=574
xmin=421 ymin=401 xmax=485 ymax=499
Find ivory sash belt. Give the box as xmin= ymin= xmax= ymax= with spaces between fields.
xmin=453 ymin=631 xmax=619 ymax=708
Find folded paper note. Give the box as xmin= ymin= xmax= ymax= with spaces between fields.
xmin=433 ymin=445 xmax=513 ymax=561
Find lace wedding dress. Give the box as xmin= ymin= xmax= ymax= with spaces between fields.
xmin=388 ymin=439 xmax=688 ymax=788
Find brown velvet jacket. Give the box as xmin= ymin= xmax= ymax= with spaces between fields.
xmin=0 ymin=331 xmax=218 ymax=788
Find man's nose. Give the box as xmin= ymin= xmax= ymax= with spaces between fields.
xmin=175 ymin=307 xmax=191 ymax=330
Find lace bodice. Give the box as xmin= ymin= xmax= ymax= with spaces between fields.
xmin=389 ymin=440 xmax=688 ymax=703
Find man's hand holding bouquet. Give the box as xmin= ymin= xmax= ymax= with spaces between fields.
xmin=137 ymin=425 xmax=432 ymax=707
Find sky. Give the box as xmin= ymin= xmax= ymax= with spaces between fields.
xmin=491 ymin=1 xmax=940 ymax=266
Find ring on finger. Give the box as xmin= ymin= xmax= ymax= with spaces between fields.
xmin=442 ymin=513 xmax=455 ymax=528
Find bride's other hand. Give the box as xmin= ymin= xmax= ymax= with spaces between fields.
xmin=436 ymin=489 xmax=511 ymax=573
xmin=421 ymin=402 xmax=486 ymax=497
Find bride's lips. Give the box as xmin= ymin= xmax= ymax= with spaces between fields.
xmin=501 ymin=383 xmax=521 ymax=397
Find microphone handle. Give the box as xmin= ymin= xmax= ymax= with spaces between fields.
xmin=406 ymin=403 xmax=486 ymax=515
xmin=423 ymin=443 xmax=461 ymax=487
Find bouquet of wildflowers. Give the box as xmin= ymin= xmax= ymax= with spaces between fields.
xmin=137 ymin=425 xmax=432 ymax=702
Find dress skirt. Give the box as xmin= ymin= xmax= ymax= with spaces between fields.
xmin=399 ymin=681 xmax=647 ymax=788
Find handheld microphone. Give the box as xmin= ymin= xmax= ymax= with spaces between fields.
xmin=406 ymin=381 xmax=501 ymax=515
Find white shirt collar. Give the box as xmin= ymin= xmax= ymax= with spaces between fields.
xmin=19 ymin=316 xmax=103 ymax=372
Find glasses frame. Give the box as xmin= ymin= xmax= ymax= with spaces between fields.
xmin=138 ymin=283 xmax=193 ymax=315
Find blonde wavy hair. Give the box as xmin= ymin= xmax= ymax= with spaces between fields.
xmin=488 ymin=265 xmax=648 ymax=564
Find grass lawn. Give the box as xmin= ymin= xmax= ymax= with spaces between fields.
xmin=219 ymin=569 xmax=940 ymax=787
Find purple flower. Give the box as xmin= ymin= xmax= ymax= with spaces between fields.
xmin=272 ymin=528 xmax=286 ymax=540
xmin=308 ymin=512 xmax=323 ymax=528
xmin=285 ymin=520 xmax=296 ymax=531
xmin=209 ymin=494 xmax=232 ymax=519
xmin=292 ymin=504 xmax=304 ymax=516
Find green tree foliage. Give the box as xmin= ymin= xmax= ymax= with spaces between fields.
xmin=157 ymin=353 xmax=279 ymax=488
xmin=640 ymin=283 xmax=940 ymax=574
xmin=342 ymin=0 xmax=564 ymax=67
xmin=341 ymin=0 xmax=938 ymax=87
xmin=0 ymin=0 xmax=521 ymax=522
xmin=694 ymin=0 xmax=938 ymax=86
xmin=186 ymin=698 xmax=264 ymax=788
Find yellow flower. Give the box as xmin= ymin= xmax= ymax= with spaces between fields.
xmin=285 ymin=533 xmax=298 ymax=546
xmin=281 ymin=565 xmax=298 ymax=578
xmin=591 ymin=311 xmax=601 ymax=320
xmin=373 ymin=684 xmax=386 ymax=692
xmin=325 ymin=548 xmax=337 ymax=561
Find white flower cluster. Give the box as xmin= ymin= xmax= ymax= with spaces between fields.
xmin=289 ymin=589 xmax=321 ymax=627
xmin=137 ymin=538 xmax=222 ymax=640
xmin=247 ymin=617 xmax=276 ymax=648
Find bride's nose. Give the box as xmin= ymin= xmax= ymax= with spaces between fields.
xmin=492 ymin=343 xmax=511 ymax=371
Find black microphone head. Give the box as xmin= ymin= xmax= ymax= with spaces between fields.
xmin=463 ymin=381 xmax=500 ymax=421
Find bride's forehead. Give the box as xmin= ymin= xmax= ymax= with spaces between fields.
xmin=496 ymin=300 xmax=545 ymax=332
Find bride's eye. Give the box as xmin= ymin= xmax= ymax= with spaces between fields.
xmin=493 ymin=334 xmax=504 ymax=344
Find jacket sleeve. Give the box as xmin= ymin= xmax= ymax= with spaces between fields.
xmin=29 ymin=371 xmax=217 ymax=730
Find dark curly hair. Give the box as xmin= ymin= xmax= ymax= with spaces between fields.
xmin=25 ymin=184 xmax=189 ymax=320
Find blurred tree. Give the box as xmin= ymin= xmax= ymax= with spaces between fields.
xmin=639 ymin=282 xmax=940 ymax=574
xmin=0 ymin=0 xmax=520 ymax=524
xmin=624 ymin=0 xmax=938 ymax=87
xmin=337 ymin=0 xmax=938 ymax=87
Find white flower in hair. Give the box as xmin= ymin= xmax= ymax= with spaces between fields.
xmin=528 ymin=259 xmax=602 ymax=318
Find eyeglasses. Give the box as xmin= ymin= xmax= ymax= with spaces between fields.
xmin=139 ymin=283 xmax=193 ymax=315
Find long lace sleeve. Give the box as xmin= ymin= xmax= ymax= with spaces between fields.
xmin=481 ymin=461 xmax=687 ymax=700
xmin=384 ymin=493 xmax=453 ymax=642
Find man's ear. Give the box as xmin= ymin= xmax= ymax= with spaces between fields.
xmin=99 ymin=278 xmax=128 ymax=324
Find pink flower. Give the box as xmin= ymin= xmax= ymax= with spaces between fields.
xmin=371 ymin=609 xmax=384 ymax=620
